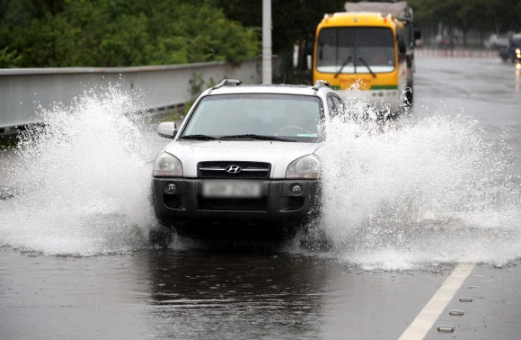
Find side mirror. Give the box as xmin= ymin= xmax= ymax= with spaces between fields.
xmin=157 ymin=122 xmax=177 ymax=139
xmin=414 ymin=30 xmax=422 ymax=41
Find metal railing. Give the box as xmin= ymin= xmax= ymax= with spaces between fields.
xmin=0 ymin=59 xmax=273 ymax=129
xmin=415 ymin=48 xmax=500 ymax=59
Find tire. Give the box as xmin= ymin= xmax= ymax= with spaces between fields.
xmin=149 ymin=226 xmax=173 ymax=248
xmin=298 ymin=221 xmax=332 ymax=252
xmin=398 ymin=87 xmax=413 ymax=117
xmin=405 ymin=89 xmax=413 ymax=107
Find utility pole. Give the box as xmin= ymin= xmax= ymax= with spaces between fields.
xmin=262 ymin=0 xmax=272 ymax=84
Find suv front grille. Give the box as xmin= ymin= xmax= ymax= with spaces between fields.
xmin=198 ymin=162 xmax=271 ymax=179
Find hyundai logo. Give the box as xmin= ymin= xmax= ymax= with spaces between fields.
xmin=225 ymin=165 xmax=242 ymax=174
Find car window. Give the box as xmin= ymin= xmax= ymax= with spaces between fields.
xmin=182 ymin=94 xmax=324 ymax=142
xmin=327 ymin=95 xmax=344 ymax=117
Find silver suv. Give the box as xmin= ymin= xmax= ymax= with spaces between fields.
xmin=151 ymin=79 xmax=344 ymax=243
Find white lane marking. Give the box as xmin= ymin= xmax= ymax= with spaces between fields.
xmin=398 ymin=262 xmax=476 ymax=340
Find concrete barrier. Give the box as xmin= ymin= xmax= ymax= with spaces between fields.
xmin=415 ymin=48 xmax=499 ymax=59
xmin=0 ymin=58 xmax=279 ymax=129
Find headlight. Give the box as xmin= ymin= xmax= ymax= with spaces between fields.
xmin=286 ymin=155 xmax=320 ymax=179
xmin=153 ymin=152 xmax=182 ymax=177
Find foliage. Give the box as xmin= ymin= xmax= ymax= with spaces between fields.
xmin=0 ymin=47 xmax=22 ymax=67
xmin=408 ymin=0 xmax=521 ymax=34
xmin=0 ymin=0 xmax=260 ymax=67
xmin=213 ymin=0 xmax=346 ymax=54
xmin=212 ymin=0 xmax=346 ymax=83
xmin=2 ymin=0 xmax=520 ymax=68
xmin=184 ymin=73 xmax=216 ymax=114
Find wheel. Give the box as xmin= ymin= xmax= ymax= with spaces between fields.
xmin=400 ymin=87 xmax=413 ymax=116
xmin=298 ymin=220 xmax=332 ymax=251
xmin=406 ymin=87 xmax=413 ymax=106
xmin=149 ymin=226 xmax=173 ymax=248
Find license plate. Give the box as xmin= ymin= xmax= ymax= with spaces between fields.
xmin=202 ymin=180 xmax=261 ymax=198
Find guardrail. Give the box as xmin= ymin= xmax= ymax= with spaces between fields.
xmin=0 ymin=58 xmax=278 ymax=129
xmin=415 ymin=48 xmax=500 ymax=59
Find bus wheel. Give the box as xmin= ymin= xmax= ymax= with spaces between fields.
xmin=404 ymin=87 xmax=413 ymax=107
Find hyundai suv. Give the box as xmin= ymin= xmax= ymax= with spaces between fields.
xmin=151 ymin=79 xmax=344 ymax=243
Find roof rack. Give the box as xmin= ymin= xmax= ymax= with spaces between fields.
xmin=212 ymin=79 xmax=243 ymax=90
xmin=312 ymin=80 xmax=331 ymax=90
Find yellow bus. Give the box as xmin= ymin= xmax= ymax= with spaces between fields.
xmin=313 ymin=7 xmax=418 ymax=115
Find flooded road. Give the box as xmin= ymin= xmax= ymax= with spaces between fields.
xmin=1 ymin=57 xmax=521 ymax=339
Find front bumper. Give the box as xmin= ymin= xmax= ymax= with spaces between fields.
xmin=152 ymin=178 xmax=320 ymax=227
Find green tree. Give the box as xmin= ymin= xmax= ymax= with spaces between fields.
xmin=213 ymin=0 xmax=345 ymax=82
xmin=214 ymin=0 xmax=345 ymax=54
xmin=149 ymin=3 xmax=260 ymax=66
xmin=5 ymin=13 xmax=79 ymax=67
xmin=0 ymin=47 xmax=22 ymax=67
xmin=409 ymin=0 xmax=521 ymax=35
xmin=0 ymin=0 xmax=260 ymax=67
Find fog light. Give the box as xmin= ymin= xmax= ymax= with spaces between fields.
xmin=165 ymin=182 xmax=177 ymax=194
xmin=290 ymin=184 xmax=302 ymax=195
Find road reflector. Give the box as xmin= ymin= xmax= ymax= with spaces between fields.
xmin=437 ymin=325 xmax=454 ymax=333
xmin=449 ymin=310 xmax=464 ymax=316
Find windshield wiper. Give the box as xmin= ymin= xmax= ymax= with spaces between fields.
xmin=179 ymin=134 xmax=218 ymax=140
xmin=219 ymin=134 xmax=296 ymax=142
xmin=358 ymin=57 xmax=377 ymax=78
xmin=334 ymin=55 xmax=352 ymax=78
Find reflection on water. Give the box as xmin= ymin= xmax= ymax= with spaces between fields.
xmin=140 ymin=250 xmax=449 ymax=340
xmin=0 ymin=248 xmax=452 ymax=339
xmin=143 ymin=252 xmax=328 ymax=339
xmin=515 ymin=63 xmax=521 ymax=93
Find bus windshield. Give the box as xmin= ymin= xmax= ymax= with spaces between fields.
xmin=316 ymin=27 xmax=395 ymax=74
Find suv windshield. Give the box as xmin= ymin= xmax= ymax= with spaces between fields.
xmin=182 ymin=94 xmax=324 ymax=142
xmin=317 ymin=27 xmax=395 ymax=74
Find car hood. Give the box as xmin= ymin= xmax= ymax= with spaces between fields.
xmin=162 ymin=140 xmax=325 ymax=178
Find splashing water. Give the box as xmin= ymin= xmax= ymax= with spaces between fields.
xmin=1 ymin=86 xmax=520 ymax=268
xmin=0 ymin=86 xmax=158 ymax=255
xmin=318 ymin=99 xmax=521 ymax=270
